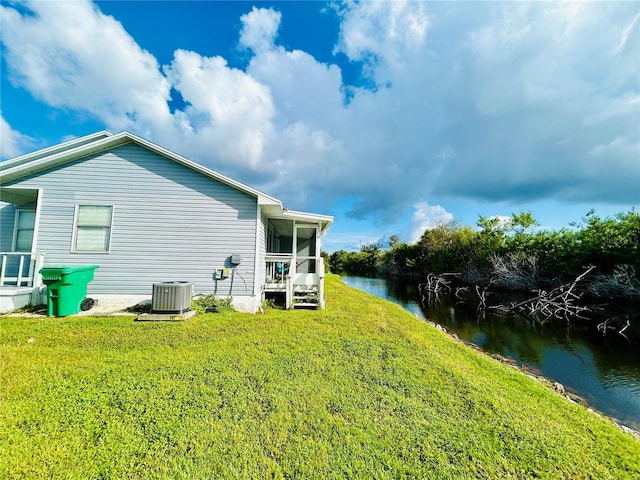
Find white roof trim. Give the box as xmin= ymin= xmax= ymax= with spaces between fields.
xmin=282 ymin=209 xmax=334 ymax=223
xmin=0 ymin=130 xmax=282 ymax=206
xmin=1 ymin=131 xmax=113 ymax=170
xmin=263 ymin=207 xmax=334 ymax=233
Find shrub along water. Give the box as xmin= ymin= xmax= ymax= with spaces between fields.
xmin=330 ymin=209 xmax=640 ymax=301
xmin=1 ymin=275 xmax=639 ymax=478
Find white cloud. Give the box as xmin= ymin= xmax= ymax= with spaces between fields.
xmin=247 ymin=48 xmax=344 ymax=127
xmin=239 ymin=7 xmax=281 ymax=52
xmin=335 ymin=0 xmax=429 ymax=75
xmin=163 ymin=49 xmax=276 ymax=169
xmin=0 ymin=113 xmax=35 ymax=159
xmin=614 ymin=11 xmax=640 ymax=55
xmin=322 ymin=231 xmax=385 ymax=253
xmin=588 ymin=136 xmax=639 ymax=158
xmin=583 ymin=95 xmax=640 ymax=126
xmin=0 ymin=0 xmax=171 ymax=134
xmin=408 ymin=202 xmax=454 ymax=243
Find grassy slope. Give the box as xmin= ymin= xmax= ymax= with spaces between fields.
xmin=1 ymin=275 xmax=638 ymax=479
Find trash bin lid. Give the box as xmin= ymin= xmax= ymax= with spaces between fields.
xmin=40 ymin=265 xmax=99 ymax=275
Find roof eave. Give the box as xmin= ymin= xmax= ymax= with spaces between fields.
xmin=278 ymin=208 xmax=334 ymax=234
xmin=1 ymin=130 xmax=113 ymax=170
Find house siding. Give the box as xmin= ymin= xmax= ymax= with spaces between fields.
xmin=2 ymin=143 xmax=258 ymax=297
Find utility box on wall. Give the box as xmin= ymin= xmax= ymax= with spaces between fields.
xmin=231 ymin=254 xmax=242 ymax=265
xmin=215 ymin=269 xmax=230 ymax=280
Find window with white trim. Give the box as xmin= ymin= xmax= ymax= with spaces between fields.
xmin=13 ymin=210 xmax=35 ymax=252
xmin=73 ymin=205 xmax=113 ymax=252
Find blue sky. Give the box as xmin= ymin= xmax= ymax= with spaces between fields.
xmin=2 ymin=1 xmax=639 ymax=252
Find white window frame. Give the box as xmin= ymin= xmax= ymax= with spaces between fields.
xmin=71 ymin=204 xmax=114 ymax=253
xmin=12 ymin=209 xmax=36 ymax=253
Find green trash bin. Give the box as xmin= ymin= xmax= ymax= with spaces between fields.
xmin=40 ymin=265 xmax=99 ymax=316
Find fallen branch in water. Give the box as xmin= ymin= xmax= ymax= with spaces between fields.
xmin=454 ymin=286 xmax=469 ymax=300
xmin=418 ymin=273 xmax=459 ymax=304
xmin=509 ymin=266 xmax=596 ymax=323
xmin=598 ymin=318 xmax=632 ymax=342
xmin=476 ymin=285 xmax=489 ymax=316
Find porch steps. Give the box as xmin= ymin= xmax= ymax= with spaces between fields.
xmin=292 ymin=285 xmax=319 ymax=309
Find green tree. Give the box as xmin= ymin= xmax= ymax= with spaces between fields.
xmin=419 ymin=222 xmax=477 ymax=273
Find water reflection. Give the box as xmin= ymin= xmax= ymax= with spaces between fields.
xmin=342 ymin=276 xmax=640 ymax=431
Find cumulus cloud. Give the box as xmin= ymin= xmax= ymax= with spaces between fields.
xmin=408 ymin=202 xmax=454 ymax=242
xmin=0 ymin=113 xmax=35 ymax=159
xmin=0 ymin=0 xmax=171 ymax=134
xmin=335 ymin=0 xmax=429 ymax=75
xmin=239 ymin=7 xmax=281 ymax=52
xmin=163 ymin=49 xmax=276 ymax=169
xmin=1 ymin=0 xmax=638 ymax=223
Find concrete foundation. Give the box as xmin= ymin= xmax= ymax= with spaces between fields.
xmin=136 ymin=310 xmax=197 ymax=322
xmin=0 ymin=286 xmax=45 ymax=313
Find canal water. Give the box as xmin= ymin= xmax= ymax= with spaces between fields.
xmin=341 ymin=276 xmax=640 ymax=432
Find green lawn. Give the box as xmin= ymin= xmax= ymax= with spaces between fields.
xmin=1 ymin=275 xmax=639 ymax=479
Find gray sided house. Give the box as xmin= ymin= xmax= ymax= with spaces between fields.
xmin=0 ymin=131 xmax=332 ymax=313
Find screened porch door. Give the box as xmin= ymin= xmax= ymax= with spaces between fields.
xmin=292 ymin=225 xmax=319 ymax=284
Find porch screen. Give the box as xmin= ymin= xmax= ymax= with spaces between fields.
xmin=296 ymin=227 xmax=317 ymax=274
xmin=74 ymin=205 xmax=113 ymax=252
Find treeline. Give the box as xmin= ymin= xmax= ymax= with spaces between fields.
xmin=328 ymin=210 xmax=640 ymax=301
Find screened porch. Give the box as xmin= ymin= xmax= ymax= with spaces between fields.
xmin=264 ymin=217 xmax=325 ymax=309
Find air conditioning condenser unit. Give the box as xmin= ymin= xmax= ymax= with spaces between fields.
xmin=151 ymin=281 xmax=193 ymax=314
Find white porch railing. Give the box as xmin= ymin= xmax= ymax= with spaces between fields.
xmin=264 ymin=254 xmax=326 ymax=309
xmin=0 ymin=253 xmax=45 ymax=287
xmin=265 ymin=254 xmax=293 ymax=288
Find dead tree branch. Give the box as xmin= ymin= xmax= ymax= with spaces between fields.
xmin=509 ymin=266 xmax=596 ymax=323
xmin=598 ymin=317 xmax=632 ymax=342
xmin=419 ymin=273 xmax=458 ymax=305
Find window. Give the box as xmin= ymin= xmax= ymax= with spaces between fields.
xmin=14 ymin=210 xmax=35 ymax=252
xmin=73 ymin=205 xmax=113 ymax=252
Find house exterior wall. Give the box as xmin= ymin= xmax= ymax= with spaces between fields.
xmin=2 ymin=143 xmax=258 ymax=302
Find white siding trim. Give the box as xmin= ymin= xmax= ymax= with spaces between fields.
xmin=32 ymin=189 xmax=43 ymax=254
xmin=253 ymin=204 xmax=261 ymax=296
xmin=0 ymin=131 xmax=112 ymax=170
